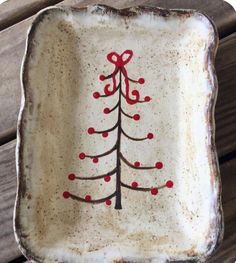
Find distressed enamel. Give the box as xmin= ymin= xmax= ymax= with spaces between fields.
xmin=14 ymin=5 xmax=223 ymax=263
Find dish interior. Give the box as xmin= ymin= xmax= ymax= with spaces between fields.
xmin=16 ymin=6 xmax=220 ymax=262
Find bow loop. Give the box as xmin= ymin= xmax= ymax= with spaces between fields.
xmin=107 ymin=50 xmax=133 ymax=67
xmin=107 ymin=52 xmax=120 ymax=65
xmin=105 ymin=49 xmax=139 ymax=104
xmin=121 ymin=50 xmax=133 ymax=65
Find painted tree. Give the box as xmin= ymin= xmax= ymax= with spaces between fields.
xmin=63 ymin=50 xmax=173 ymax=209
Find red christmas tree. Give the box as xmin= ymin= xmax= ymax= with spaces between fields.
xmin=63 ymin=50 xmax=173 ymax=209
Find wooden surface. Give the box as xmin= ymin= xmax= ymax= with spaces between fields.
xmin=209 ymin=159 xmax=236 ymax=263
xmin=0 ymin=0 xmax=235 ymax=262
xmin=215 ymin=33 xmax=236 ymax=156
xmin=0 ymin=0 xmax=63 ymax=31
xmin=0 ymin=140 xmax=18 ymax=262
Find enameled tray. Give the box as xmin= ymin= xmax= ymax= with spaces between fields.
xmin=14 ymin=5 xmax=223 ymax=263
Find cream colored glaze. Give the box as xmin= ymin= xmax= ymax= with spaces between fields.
xmin=14 ymin=6 xmax=222 ymax=263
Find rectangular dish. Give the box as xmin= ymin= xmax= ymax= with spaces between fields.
xmin=14 ymin=5 xmax=223 ymax=262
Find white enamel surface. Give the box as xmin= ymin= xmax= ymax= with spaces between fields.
xmin=15 ymin=7 xmax=221 ymax=262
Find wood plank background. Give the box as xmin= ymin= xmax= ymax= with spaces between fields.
xmin=0 ymin=0 xmax=64 ymax=31
xmin=215 ymin=33 xmax=236 ymax=156
xmin=0 ymin=140 xmax=18 ymax=262
xmin=209 ymin=159 xmax=236 ymax=263
xmin=0 ymin=0 xmax=235 ymax=262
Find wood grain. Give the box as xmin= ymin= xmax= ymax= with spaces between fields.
xmin=0 ymin=0 xmax=236 ymax=155
xmin=0 ymin=0 xmax=63 ymax=31
xmin=208 ymin=158 xmax=236 ymax=263
xmin=0 ymin=140 xmax=19 ymax=263
xmin=0 ymin=140 xmax=235 ymax=262
xmin=0 ymin=17 xmax=30 ymax=146
xmin=215 ymin=33 xmax=236 ymax=157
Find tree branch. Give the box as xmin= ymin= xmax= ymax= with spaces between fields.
xmin=120 ymin=108 xmax=132 ymax=119
xmin=121 ymin=128 xmax=147 ymax=141
xmin=104 ymin=73 xmax=113 ymax=80
xmin=127 ymin=77 xmax=138 ymax=83
xmin=119 ymin=152 xmax=155 ymax=170
xmin=75 ymin=168 xmax=117 ymax=180
xmin=69 ymin=191 xmax=116 ymax=204
xmin=94 ymin=121 xmax=119 ymax=134
xmin=121 ymin=182 xmax=166 ymax=191
xmin=86 ymin=143 xmax=117 ymax=158
xmin=109 ymin=101 xmax=119 ymax=113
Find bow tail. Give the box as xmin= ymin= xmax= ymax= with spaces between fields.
xmin=123 ymin=68 xmax=140 ymax=105
xmin=104 ymin=67 xmax=119 ymax=96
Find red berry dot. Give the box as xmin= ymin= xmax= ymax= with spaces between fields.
xmin=133 ymin=114 xmax=140 ymax=121
xmin=106 ymin=199 xmax=112 ymax=206
xmin=88 ymin=127 xmax=95 ymax=135
xmin=103 ymin=108 xmax=110 ymax=114
xmin=144 ymin=96 xmax=151 ymax=102
xmin=155 ymin=162 xmax=163 ymax=169
xmin=68 ymin=173 xmax=76 ymax=181
xmin=151 ymin=188 xmax=158 ymax=195
xmin=63 ymin=191 xmax=70 ymax=199
xmin=99 ymin=75 xmax=105 ymax=81
xmin=132 ymin=90 xmax=138 ymax=96
xmin=104 ymin=176 xmax=111 ymax=182
xmin=166 ymin=180 xmax=174 ymax=188
xmin=102 ymin=132 xmax=108 ymax=138
xmin=147 ymin=133 xmax=154 ymax=139
xmin=138 ymin=78 xmax=145 ymax=84
xmin=134 ymin=161 xmax=140 ymax=167
xmin=93 ymin=157 xmax=99 ymax=163
xmin=79 ymin=153 xmax=86 ymax=160
xmin=131 ymin=181 xmax=138 ymax=188
xmin=85 ymin=195 xmax=91 ymax=201
xmin=93 ymin=92 xmax=100 ymax=99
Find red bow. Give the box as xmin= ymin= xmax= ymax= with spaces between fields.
xmin=104 ymin=50 xmax=140 ymax=105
